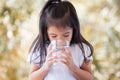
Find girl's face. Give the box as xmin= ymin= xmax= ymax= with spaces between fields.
xmin=47 ymin=26 xmax=73 ymax=42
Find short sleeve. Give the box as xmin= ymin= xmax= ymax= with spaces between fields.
xmin=27 ymin=50 xmax=41 ymax=67
xmin=83 ymin=43 xmax=93 ymax=63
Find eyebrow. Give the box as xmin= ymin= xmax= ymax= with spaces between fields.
xmin=64 ymin=32 xmax=70 ymax=35
xmin=49 ymin=31 xmax=70 ymax=35
xmin=49 ymin=33 xmax=57 ymax=35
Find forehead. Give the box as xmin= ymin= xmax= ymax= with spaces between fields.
xmin=47 ymin=26 xmax=72 ymax=33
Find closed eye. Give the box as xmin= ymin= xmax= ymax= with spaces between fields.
xmin=51 ymin=36 xmax=57 ymax=38
xmin=64 ymin=34 xmax=69 ymax=37
xmin=63 ymin=32 xmax=70 ymax=37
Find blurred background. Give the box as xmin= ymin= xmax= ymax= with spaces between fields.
xmin=0 ymin=0 xmax=120 ymax=80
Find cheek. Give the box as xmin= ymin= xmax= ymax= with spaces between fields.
xmin=64 ymin=32 xmax=73 ymax=42
xmin=49 ymin=37 xmax=54 ymax=41
xmin=68 ymin=33 xmax=73 ymax=41
xmin=47 ymin=34 xmax=53 ymax=41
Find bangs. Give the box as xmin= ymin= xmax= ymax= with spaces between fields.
xmin=45 ymin=2 xmax=72 ymax=28
xmin=46 ymin=12 xmax=71 ymax=27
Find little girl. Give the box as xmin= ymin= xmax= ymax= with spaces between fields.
xmin=28 ymin=0 xmax=94 ymax=80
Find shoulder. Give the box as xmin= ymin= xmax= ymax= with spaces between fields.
xmin=70 ymin=44 xmax=86 ymax=67
xmin=27 ymin=43 xmax=48 ymax=67
xmin=70 ymin=43 xmax=93 ymax=66
xmin=82 ymin=43 xmax=93 ymax=64
xmin=27 ymin=49 xmax=41 ymax=63
xmin=70 ymin=43 xmax=90 ymax=53
xmin=82 ymin=43 xmax=92 ymax=57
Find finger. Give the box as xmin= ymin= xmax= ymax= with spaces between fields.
xmin=59 ymin=59 xmax=68 ymax=66
xmin=65 ymin=47 xmax=72 ymax=56
xmin=56 ymin=55 xmax=69 ymax=63
xmin=61 ymin=49 xmax=72 ymax=59
xmin=48 ymin=59 xmax=58 ymax=66
xmin=47 ymin=49 xmax=60 ymax=58
xmin=47 ymin=55 xmax=57 ymax=61
xmin=44 ymin=55 xmax=59 ymax=68
xmin=45 ymin=59 xmax=57 ymax=68
xmin=47 ymin=56 xmax=60 ymax=66
xmin=47 ymin=43 xmax=52 ymax=52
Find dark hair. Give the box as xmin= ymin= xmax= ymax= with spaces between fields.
xmin=29 ymin=0 xmax=93 ymax=66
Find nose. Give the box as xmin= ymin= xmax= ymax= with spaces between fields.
xmin=57 ymin=36 xmax=64 ymax=41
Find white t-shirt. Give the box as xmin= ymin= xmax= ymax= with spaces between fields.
xmin=27 ymin=43 xmax=93 ymax=80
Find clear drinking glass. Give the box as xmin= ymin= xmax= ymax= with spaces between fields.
xmin=51 ymin=40 xmax=70 ymax=50
xmin=51 ymin=40 xmax=70 ymax=65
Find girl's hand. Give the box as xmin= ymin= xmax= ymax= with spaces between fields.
xmin=58 ymin=47 xmax=77 ymax=72
xmin=42 ymin=44 xmax=58 ymax=71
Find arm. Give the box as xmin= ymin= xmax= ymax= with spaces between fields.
xmin=59 ymin=48 xmax=93 ymax=80
xmin=28 ymin=44 xmax=59 ymax=80
xmin=28 ymin=64 xmax=48 ymax=80
xmin=71 ymin=62 xmax=93 ymax=80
